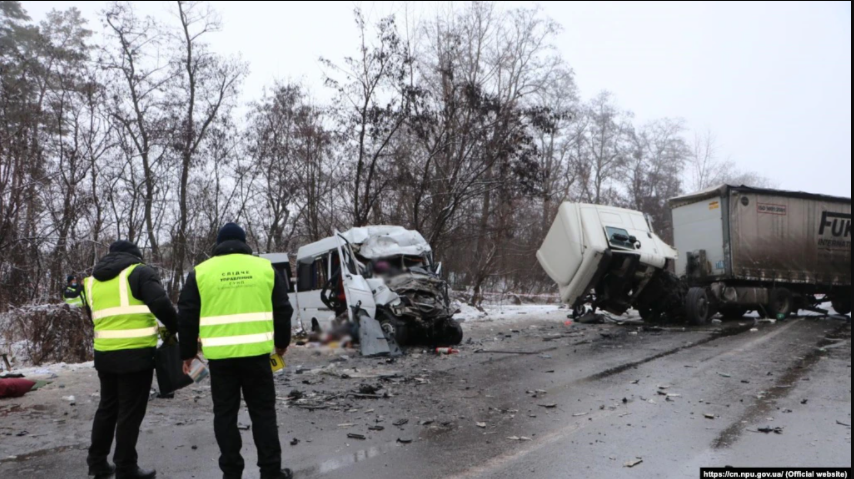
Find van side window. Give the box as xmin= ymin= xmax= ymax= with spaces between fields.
xmin=297 ymin=255 xmax=331 ymax=291
xmin=273 ymin=263 xmax=294 ymax=293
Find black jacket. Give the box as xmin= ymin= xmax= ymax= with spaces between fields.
xmin=87 ymin=252 xmax=178 ymax=374
xmin=178 ymin=240 xmax=293 ymax=361
xmin=63 ymin=283 xmax=83 ymax=299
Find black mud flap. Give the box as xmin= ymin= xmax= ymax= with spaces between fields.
xmin=357 ymin=310 xmax=402 ymax=357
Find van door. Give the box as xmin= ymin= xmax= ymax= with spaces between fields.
xmin=334 ymin=233 xmax=376 ymax=321
xmin=335 ymin=232 xmax=398 ymax=357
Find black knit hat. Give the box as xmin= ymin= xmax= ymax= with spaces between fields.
xmin=217 ymin=223 xmax=247 ymax=245
xmin=109 ymin=240 xmax=143 ymax=260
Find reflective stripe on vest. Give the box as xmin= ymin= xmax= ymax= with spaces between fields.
xmin=64 ymin=291 xmax=84 ymax=307
xmin=85 ymin=264 xmax=158 ymax=352
xmin=196 ymin=254 xmax=275 ymax=360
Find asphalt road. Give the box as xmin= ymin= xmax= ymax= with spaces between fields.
xmin=1 ymin=310 xmax=850 ymax=478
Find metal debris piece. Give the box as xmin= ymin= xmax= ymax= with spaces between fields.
xmin=347 ymin=433 xmax=367 ymax=440
xmin=624 ymin=458 xmax=644 ymax=468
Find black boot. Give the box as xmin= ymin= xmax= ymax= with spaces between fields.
xmin=88 ymin=463 xmax=116 ymax=478
xmin=116 ymin=467 xmax=156 ymax=479
xmin=262 ymin=469 xmax=293 ymax=479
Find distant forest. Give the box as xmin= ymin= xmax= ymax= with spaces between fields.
xmin=0 ymin=1 xmax=771 ymax=308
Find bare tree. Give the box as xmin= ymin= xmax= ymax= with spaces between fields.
xmin=688 ymin=129 xmax=775 ymax=192
xmin=322 ymin=8 xmax=413 ymax=227
xmin=102 ymin=1 xmax=171 ymax=261
xmin=168 ymin=0 xmax=246 ymax=294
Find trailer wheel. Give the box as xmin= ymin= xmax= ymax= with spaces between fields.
xmin=767 ymin=288 xmax=793 ymax=318
xmin=719 ymin=306 xmax=749 ymax=320
xmin=686 ymin=287 xmax=713 ymax=325
xmin=831 ymin=297 xmax=851 ymax=316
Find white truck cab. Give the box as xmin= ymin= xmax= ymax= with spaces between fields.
xmin=538 ymin=202 xmax=679 ymax=319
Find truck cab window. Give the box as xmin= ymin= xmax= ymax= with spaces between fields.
xmin=605 ymin=227 xmax=635 ymax=250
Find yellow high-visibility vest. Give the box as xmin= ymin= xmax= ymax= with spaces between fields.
xmin=196 ymin=254 xmax=275 ymax=360
xmin=85 ymin=265 xmax=158 ymax=352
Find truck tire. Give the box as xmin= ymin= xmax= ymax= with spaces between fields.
xmin=832 ymin=297 xmax=851 ymax=316
xmin=767 ymin=288 xmax=793 ymax=318
xmin=719 ymin=306 xmax=749 ymax=320
xmin=686 ymin=287 xmax=713 ymax=325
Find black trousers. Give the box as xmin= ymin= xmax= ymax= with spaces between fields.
xmin=87 ymin=368 xmax=154 ymax=473
xmin=209 ymin=354 xmax=282 ymax=478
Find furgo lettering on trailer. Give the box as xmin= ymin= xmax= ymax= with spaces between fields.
xmin=819 ymin=212 xmax=851 ymax=238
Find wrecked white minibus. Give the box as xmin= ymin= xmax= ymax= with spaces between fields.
xmin=263 ymin=226 xmax=463 ymax=356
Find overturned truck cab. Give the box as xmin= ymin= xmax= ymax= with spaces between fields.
xmin=537 ymin=202 xmax=685 ymax=322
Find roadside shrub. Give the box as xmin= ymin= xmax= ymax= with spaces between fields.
xmin=0 ymin=304 xmax=94 ymax=366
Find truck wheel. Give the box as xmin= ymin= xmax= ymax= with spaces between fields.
xmin=719 ymin=306 xmax=749 ymax=320
xmin=686 ymin=288 xmax=713 ymax=325
xmin=831 ymin=297 xmax=851 ymax=316
xmin=767 ymin=289 xmax=793 ymax=318
xmin=380 ymin=316 xmax=410 ymax=346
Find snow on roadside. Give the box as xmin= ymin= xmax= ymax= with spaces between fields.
xmin=5 ymin=361 xmax=95 ymax=378
xmin=455 ymin=303 xmax=565 ymax=323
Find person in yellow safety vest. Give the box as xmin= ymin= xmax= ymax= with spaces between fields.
xmin=178 ymin=223 xmax=294 ymax=479
xmin=83 ymin=241 xmax=178 ymax=479
xmin=63 ymin=274 xmax=85 ymax=307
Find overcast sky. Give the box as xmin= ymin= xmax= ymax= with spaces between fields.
xmin=21 ymin=1 xmax=852 ymax=197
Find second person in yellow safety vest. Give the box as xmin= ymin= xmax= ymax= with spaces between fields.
xmin=84 ymin=240 xmax=178 ymax=479
xmin=63 ymin=274 xmax=84 ymax=307
xmin=178 ymin=223 xmax=294 ymax=479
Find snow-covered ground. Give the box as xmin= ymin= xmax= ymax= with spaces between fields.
xmin=455 ymin=303 xmax=564 ymax=323
xmin=3 ymin=361 xmax=95 ymax=379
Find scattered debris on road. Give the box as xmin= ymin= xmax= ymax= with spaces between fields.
xmin=754 ymin=426 xmax=784 ymax=435
xmin=624 ymin=458 xmax=644 ymax=468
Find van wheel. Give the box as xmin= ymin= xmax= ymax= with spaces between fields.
xmin=767 ymin=289 xmax=793 ymax=318
xmin=380 ymin=316 xmax=410 ymax=346
xmin=441 ymin=320 xmax=464 ymax=346
xmin=686 ymin=288 xmax=713 ymax=325
xmin=832 ymin=297 xmax=851 ymax=316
